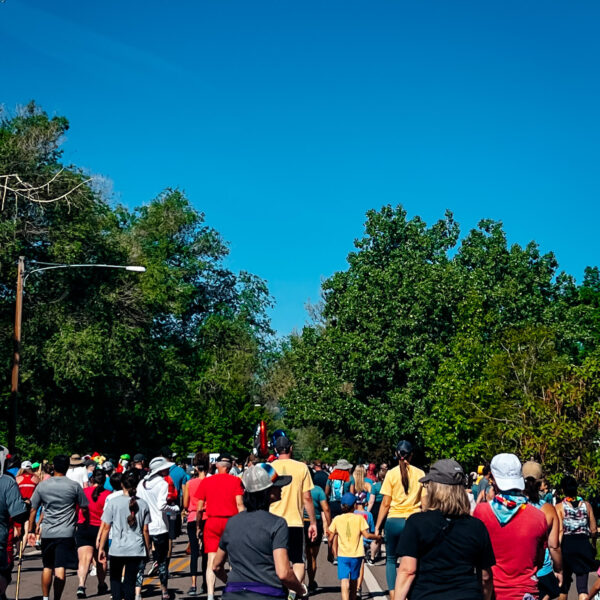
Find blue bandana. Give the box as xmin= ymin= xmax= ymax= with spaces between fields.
xmin=490 ymin=492 xmax=527 ymax=525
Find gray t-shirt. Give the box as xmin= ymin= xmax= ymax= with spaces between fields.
xmin=0 ymin=475 xmax=27 ymax=565
xmin=220 ymin=510 xmax=288 ymax=591
xmin=102 ymin=495 xmax=150 ymax=557
xmin=31 ymin=476 xmax=88 ymax=539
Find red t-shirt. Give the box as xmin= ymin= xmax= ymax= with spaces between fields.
xmin=474 ymin=502 xmax=547 ymax=600
xmin=78 ymin=486 xmax=111 ymax=526
xmin=197 ymin=473 xmax=243 ymax=518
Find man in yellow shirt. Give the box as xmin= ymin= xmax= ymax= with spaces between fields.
xmin=270 ymin=436 xmax=317 ymax=585
xmin=329 ymin=493 xmax=381 ymax=600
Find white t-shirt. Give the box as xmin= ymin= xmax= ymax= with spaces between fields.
xmin=136 ymin=476 xmax=168 ymax=535
xmin=66 ymin=466 xmax=88 ymax=488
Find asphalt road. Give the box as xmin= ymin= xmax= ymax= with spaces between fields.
xmin=5 ymin=534 xmax=593 ymax=600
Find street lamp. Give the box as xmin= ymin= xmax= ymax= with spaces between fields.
xmin=9 ymin=257 xmax=146 ymax=451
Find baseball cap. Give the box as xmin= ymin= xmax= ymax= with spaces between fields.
xmin=31 ymin=462 xmax=40 ymax=469
xmin=274 ymin=436 xmax=292 ymax=452
xmin=341 ymin=492 xmax=356 ymax=507
xmin=120 ymin=454 xmax=131 ymax=460
xmin=133 ymin=453 xmax=145 ymax=462
xmin=419 ymin=459 xmax=465 ymax=486
xmin=242 ymin=463 xmax=292 ymax=492
xmin=490 ymin=453 xmax=524 ymax=491
xmin=21 ymin=460 xmax=32 ymax=470
xmin=522 ymin=460 xmax=543 ymax=481
xmin=217 ymin=452 xmax=233 ymax=463
xmin=396 ymin=440 xmax=413 ymax=457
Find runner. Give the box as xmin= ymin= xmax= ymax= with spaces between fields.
xmin=393 ymin=459 xmax=495 ymax=600
xmin=75 ymin=469 xmax=110 ymax=598
xmin=556 ymin=476 xmax=598 ymax=600
xmin=98 ymin=471 xmax=151 ymax=600
xmin=196 ymin=453 xmax=244 ymax=600
xmin=328 ymin=493 xmax=380 ymax=600
xmin=366 ymin=468 xmax=385 ymax=564
xmin=521 ymin=461 xmax=563 ymax=600
xmin=304 ymin=471 xmax=331 ymax=593
xmin=374 ymin=440 xmax=425 ymax=600
xmin=473 ymin=453 xmax=547 ymax=600
xmin=269 ymin=436 xmax=317 ymax=586
xmin=28 ymin=454 xmax=89 ymax=600
xmin=136 ymin=456 xmax=176 ymax=600
xmin=212 ymin=463 xmax=307 ymax=600
xmin=326 ymin=459 xmax=354 ymax=519
xmin=183 ymin=452 xmax=209 ymax=596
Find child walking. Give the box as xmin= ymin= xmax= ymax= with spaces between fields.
xmin=328 ymin=493 xmax=381 ymax=600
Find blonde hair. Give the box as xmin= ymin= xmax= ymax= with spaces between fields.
xmin=353 ymin=465 xmax=367 ymax=493
xmin=425 ymin=481 xmax=470 ymax=516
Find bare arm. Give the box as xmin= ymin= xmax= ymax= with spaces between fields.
xmin=375 ymin=495 xmax=391 ymax=534
xmin=542 ymin=503 xmax=563 ymax=578
xmin=480 ymin=567 xmax=493 ymax=600
xmin=367 ymin=493 xmax=375 ymax=513
xmin=183 ymin=482 xmax=190 ymax=510
xmin=556 ymin=503 xmax=564 ymax=544
xmin=236 ymin=494 xmax=245 ymax=513
xmin=196 ymin=499 xmax=205 ymax=533
xmin=320 ymin=500 xmax=331 ymax=531
xmin=303 ymin=491 xmax=317 ymax=541
xmin=274 ymin=548 xmax=306 ymax=595
xmin=213 ymin=547 xmax=229 ymax=583
xmin=394 ymin=556 xmax=417 ymax=600
xmin=97 ymin=522 xmax=110 ymax=561
xmin=587 ymin=501 xmax=597 ymax=538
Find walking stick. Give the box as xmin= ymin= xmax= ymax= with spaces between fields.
xmin=15 ymin=535 xmax=25 ymax=600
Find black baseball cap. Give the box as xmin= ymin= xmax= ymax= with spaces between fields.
xmin=419 ymin=459 xmax=465 ymax=486
xmin=217 ymin=452 xmax=233 ymax=462
xmin=396 ymin=440 xmax=413 ymax=457
xmin=274 ymin=436 xmax=292 ymax=452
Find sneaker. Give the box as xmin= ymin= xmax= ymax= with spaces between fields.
xmin=90 ymin=565 xmax=97 ymax=577
xmin=307 ymin=582 xmax=318 ymax=593
xmin=366 ymin=556 xmax=375 ymax=566
xmin=98 ymin=582 xmax=109 ymax=595
xmin=332 ymin=559 xmax=337 ymax=566
xmin=188 ymin=587 xmax=197 ymax=597
xmin=147 ymin=562 xmax=159 ymax=577
xmin=76 ymin=587 xmax=86 ymax=599
xmin=135 ymin=595 xmax=142 ymax=600
xmin=357 ymin=587 xmax=362 ymax=599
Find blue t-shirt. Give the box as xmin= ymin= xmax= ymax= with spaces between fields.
xmin=169 ymin=465 xmax=188 ymax=497
xmin=304 ymin=485 xmax=327 ymax=521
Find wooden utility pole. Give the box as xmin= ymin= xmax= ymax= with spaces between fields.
xmin=9 ymin=257 xmax=24 ymax=452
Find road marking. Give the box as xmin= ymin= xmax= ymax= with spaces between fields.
xmin=143 ymin=555 xmax=190 ymax=586
xmin=363 ymin=563 xmax=387 ymax=599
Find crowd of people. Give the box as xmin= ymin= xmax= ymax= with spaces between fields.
xmin=0 ymin=439 xmax=599 ymax=600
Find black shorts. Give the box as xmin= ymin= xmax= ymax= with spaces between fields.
xmin=41 ymin=537 xmax=78 ymax=569
xmin=303 ymin=520 xmax=324 ymax=548
xmin=75 ymin=523 xmax=100 ymax=548
xmin=287 ymin=526 xmax=305 ymax=565
xmin=538 ymin=572 xmax=561 ymax=599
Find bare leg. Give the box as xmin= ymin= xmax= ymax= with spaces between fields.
xmin=78 ymin=546 xmax=94 ymax=587
xmin=206 ymin=552 xmax=217 ymax=597
xmin=292 ymin=562 xmax=305 ymax=584
xmin=356 ymin=560 xmax=365 ymax=593
xmin=42 ymin=567 xmax=53 ymax=597
xmin=341 ymin=579 xmax=350 ymax=600
xmin=306 ymin=546 xmax=319 ymax=585
xmin=95 ymin=549 xmax=107 ymax=584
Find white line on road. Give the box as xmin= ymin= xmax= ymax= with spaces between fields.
xmin=363 ymin=564 xmax=387 ymax=599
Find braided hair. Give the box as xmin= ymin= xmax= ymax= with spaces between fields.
xmin=122 ymin=471 xmax=141 ymax=529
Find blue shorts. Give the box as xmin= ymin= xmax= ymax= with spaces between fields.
xmin=337 ymin=556 xmax=363 ymax=581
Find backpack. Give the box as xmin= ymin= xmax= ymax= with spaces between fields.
xmin=329 ymin=478 xmax=344 ymax=502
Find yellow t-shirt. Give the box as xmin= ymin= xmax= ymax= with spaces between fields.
xmin=329 ymin=513 xmax=368 ymax=558
xmin=269 ymin=458 xmax=314 ymax=527
xmin=380 ymin=464 xmax=425 ymax=518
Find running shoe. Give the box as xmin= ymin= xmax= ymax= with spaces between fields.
xmin=366 ymin=556 xmax=375 ymax=566
xmin=76 ymin=586 xmax=86 ymax=599
xmin=188 ymin=587 xmax=197 ymax=597
xmin=98 ymin=582 xmax=108 ymax=595
xmin=147 ymin=561 xmax=159 ymax=576
xmin=90 ymin=565 xmax=97 ymax=577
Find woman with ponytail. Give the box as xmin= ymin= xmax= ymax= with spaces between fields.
xmin=76 ymin=468 xmax=111 ymax=597
xmin=373 ymin=441 xmax=425 ymax=600
xmin=99 ymin=471 xmax=151 ymax=600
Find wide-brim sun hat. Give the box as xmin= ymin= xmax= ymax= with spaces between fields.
xmin=70 ymin=454 xmax=84 ymax=467
xmin=334 ymin=459 xmax=353 ymax=471
xmin=242 ymin=463 xmax=292 ymax=493
xmin=146 ymin=456 xmax=174 ymax=477
xmin=490 ymin=453 xmax=524 ymax=491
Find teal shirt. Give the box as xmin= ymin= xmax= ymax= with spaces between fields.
xmin=304 ymin=485 xmax=326 ymax=521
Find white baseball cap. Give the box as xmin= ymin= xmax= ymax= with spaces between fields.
xmin=490 ymin=453 xmax=524 ymax=491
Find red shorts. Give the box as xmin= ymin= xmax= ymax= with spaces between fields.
xmin=203 ymin=517 xmax=230 ymax=553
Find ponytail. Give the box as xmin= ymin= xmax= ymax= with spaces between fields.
xmin=399 ymin=457 xmax=410 ymax=495
xmin=127 ymin=495 xmax=139 ymax=529
xmin=92 ymin=469 xmax=106 ymax=502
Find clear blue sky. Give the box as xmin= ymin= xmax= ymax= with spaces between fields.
xmin=2 ymin=1 xmax=599 ymax=335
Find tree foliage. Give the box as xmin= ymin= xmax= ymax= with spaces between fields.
xmin=0 ymin=103 xmax=272 ymax=458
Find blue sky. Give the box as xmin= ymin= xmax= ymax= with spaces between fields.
xmin=2 ymin=1 xmax=599 ymax=335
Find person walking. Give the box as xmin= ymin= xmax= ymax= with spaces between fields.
xmin=326 ymin=459 xmax=355 ymax=519
xmin=394 ymin=459 xmax=495 ymax=600
xmin=311 ymin=461 xmax=329 ymax=492
xmin=137 ymin=456 xmax=177 ymax=600
xmin=473 ymin=453 xmax=547 ymax=600
xmin=98 ymin=471 xmax=151 ymax=600
xmin=522 ymin=461 xmax=563 ymax=600
xmin=75 ymin=469 xmax=110 ymax=598
xmin=212 ymin=463 xmax=307 ymax=600
xmin=28 ymin=454 xmax=89 ymax=600
xmin=196 ymin=453 xmax=244 ymax=600
xmin=66 ymin=455 xmax=89 ymax=489
xmin=270 ymin=436 xmax=317 ymax=586
xmin=183 ymin=452 xmax=209 ymax=596
xmin=304 ymin=472 xmax=331 ymax=593
xmin=556 ymin=476 xmax=598 ymax=600
xmin=366 ymin=468 xmax=385 ymax=564
xmin=374 ymin=441 xmax=425 ymax=600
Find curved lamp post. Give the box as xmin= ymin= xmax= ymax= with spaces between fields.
xmin=9 ymin=257 xmax=146 ymax=451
